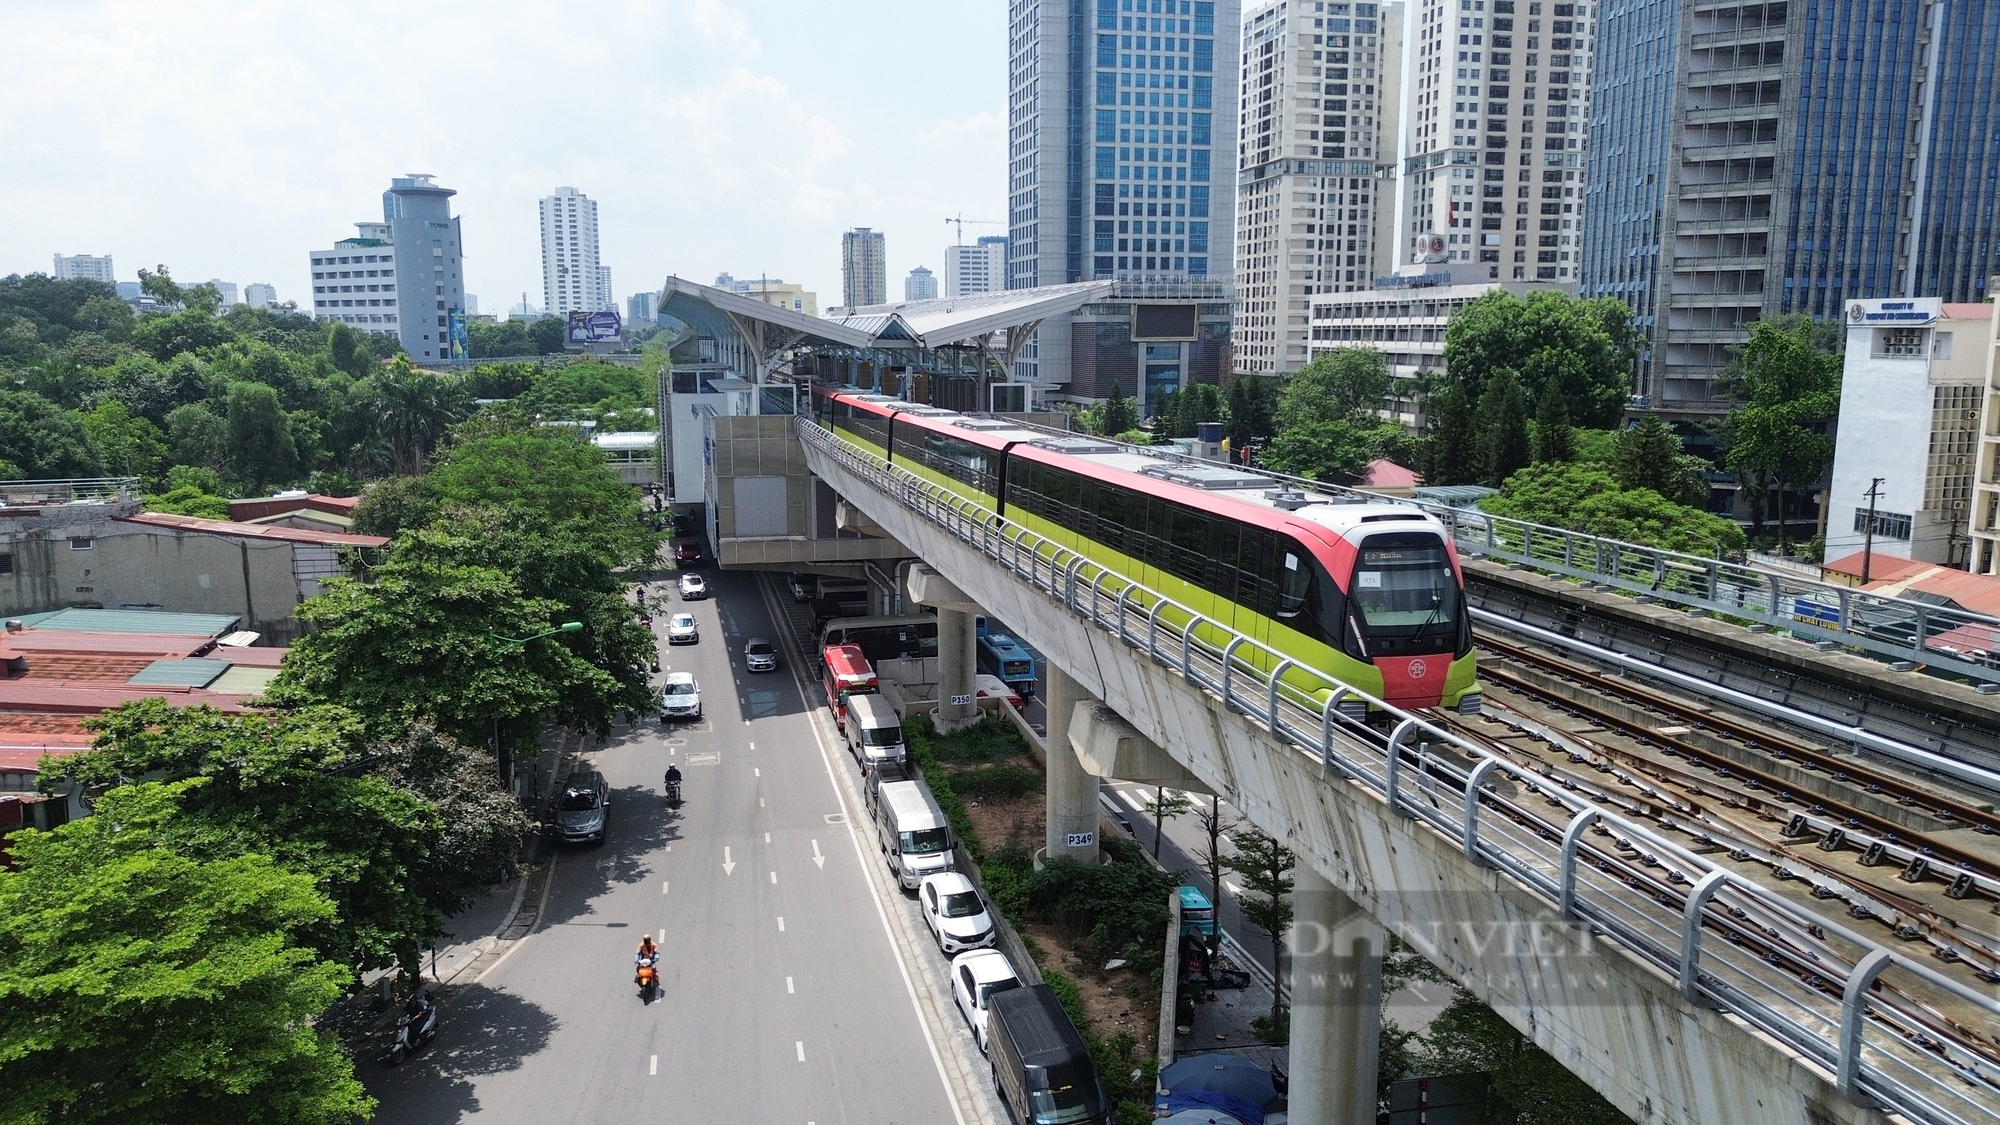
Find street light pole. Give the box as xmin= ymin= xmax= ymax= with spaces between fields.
xmin=489 ymin=622 xmax=584 ymax=790
xmin=1861 ymin=478 xmax=1885 ymax=585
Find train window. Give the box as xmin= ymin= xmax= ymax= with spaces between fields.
xmin=1097 ymin=482 xmax=1130 ymax=554
xmin=1277 ymin=549 xmax=1311 ymax=618
xmin=1168 ymin=508 xmax=1208 ymax=583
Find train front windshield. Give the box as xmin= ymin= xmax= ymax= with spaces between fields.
xmin=1351 ymin=533 xmax=1460 ymax=641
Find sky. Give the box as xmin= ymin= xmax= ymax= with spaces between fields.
xmin=0 ymin=0 xmax=1009 ymax=315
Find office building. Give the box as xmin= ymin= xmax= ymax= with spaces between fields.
xmin=540 ymin=187 xmax=608 ymax=318
xmin=52 ymin=254 xmax=115 ymax=285
xmin=905 ymin=266 xmax=938 ymax=301
xmin=308 ymin=174 xmax=467 ymax=361
xmin=244 ymin=283 xmax=277 ymax=308
xmin=944 ymin=236 xmax=1010 ymax=296
xmin=713 ymin=274 xmax=819 ymax=317
xmin=1307 ymin=262 xmax=1570 ymax=423
xmin=206 ymin=280 xmax=239 ymax=307
xmin=1581 ymin=0 xmax=2000 ymax=414
xmin=1402 ymin=0 xmax=1597 ymax=291
xmin=628 ymin=291 xmax=658 ymax=324
xmin=1233 ymin=0 xmax=1401 ymax=376
xmin=464 ymin=294 xmax=479 ymax=317
xmin=841 ymin=227 xmax=887 ymax=308
xmin=1823 ymin=298 xmax=1994 ymax=571
xmin=1006 ymin=0 xmax=1241 ymax=292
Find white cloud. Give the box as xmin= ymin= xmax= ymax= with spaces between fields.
xmin=0 ymin=0 xmax=1007 ymax=309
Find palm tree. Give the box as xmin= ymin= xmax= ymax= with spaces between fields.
xmin=372 ymin=358 xmax=470 ymax=475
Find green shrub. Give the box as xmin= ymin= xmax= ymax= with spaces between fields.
xmin=952 ymin=764 xmax=1042 ymax=801
xmin=1042 ymin=968 xmax=1088 ymax=1028
xmin=927 ymin=715 xmax=1028 ymax=763
xmin=982 ymin=843 xmax=1035 ymax=923
xmin=1027 ymin=852 xmax=1177 ymax=969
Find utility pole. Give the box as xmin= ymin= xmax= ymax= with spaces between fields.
xmin=1861 ymin=477 xmax=1885 ymax=584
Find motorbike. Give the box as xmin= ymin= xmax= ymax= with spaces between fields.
xmin=636 ymin=955 xmax=660 ymax=1002
xmin=387 ymin=995 xmax=439 ymax=1064
xmin=663 ymin=778 xmax=682 ymax=808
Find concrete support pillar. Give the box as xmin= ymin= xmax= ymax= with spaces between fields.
xmin=1287 ymin=865 xmax=1385 ymax=1125
xmin=935 ymin=606 xmax=981 ymax=733
xmin=1042 ymin=663 xmax=1101 ymax=865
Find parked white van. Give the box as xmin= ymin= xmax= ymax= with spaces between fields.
xmin=843 ymin=693 xmax=908 ymax=770
xmin=875 ymin=778 xmax=955 ymax=890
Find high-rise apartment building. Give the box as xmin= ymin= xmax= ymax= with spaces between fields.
xmin=905 ymin=266 xmax=939 ymax=301
xmin=1582 ymin=0 xmax=2000 ymax=414
xmin=1233 ymin=0 xmax=1401 ymax=375
xmin=540 ymin=187 xmax=609 ymax=317
xmin=309 ymin=174 xmax=467 ymax=361
xmin=52 ymin=254 xmax=115 ymax=284
xmin=1402 ymin=0 xmax=1597 ymax=287
xmin=841 ymin=227 xmax=887 ymax=308
xmin=207 ymin=280 xmax=239 ymax=307
xmin=944 ymin=236 xmax=1011 ymax=296
xmin=628 ymin=291 xmax=657 ymax=324
xmin=244 ymin=283 xmax=277 ymax=308
xmin=1005 ymin=0 xmax=1240 ymax=292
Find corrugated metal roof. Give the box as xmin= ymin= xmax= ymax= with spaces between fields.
xmin=26 ymin=608 xmax=240 ymax=636
xmin=118 ymin=511 xmax=388 ymax=547
xmin=208 ymin=665 xmax=280 ymax=695
xmin=125 ymin=658 xmax=233 ymax=687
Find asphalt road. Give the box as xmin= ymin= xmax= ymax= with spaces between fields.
xmin=361 ymin=568 xmax=971 ymax=1125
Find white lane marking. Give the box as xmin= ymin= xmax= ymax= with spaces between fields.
xmin=1225 ymin=880 xmax=1243 ymax=895
xmin=755 ymin=768 xmax=761 ymax=777
xmin=1118 ymin=788 xmax=1147 ymax=812
xmin=777 ymin=916 xmax=785 ymax=931
xmin=749 ymin=741 xmax=755 ymax=750
xmin=760 ymin=797 xmax=766 ymax=807
xmin=769 ymin=871 xmax=778 ymax=884
xmin=722 ymin=847 xmax=735 ymax=875
xmin=650 ymin=1054 xmax=658 ymax=1075
xmin=658 ymin=928 xmax=665 ymax=944
xmin=787 ymin=976 xmax=795 ymax=994
xmin=765 ymin=832 xmax=772 ymax=843
xmin=811 ymin=839 xmax=825 ymax=869
xmin=662 ymin=881 xmax=669 ymax=895
xmin=795 ymin=1041 xmax=805 ymax=1062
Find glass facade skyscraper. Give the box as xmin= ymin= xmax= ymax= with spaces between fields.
xmin=1581 ymin=0 xmax=2000 ymax=413
xmin=1007 ymin=0 xmax=1241 ymax=290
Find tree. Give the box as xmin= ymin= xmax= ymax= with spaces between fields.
xmin=426 ymin=421 xmax=658 ymax=577
xmin=131 ymin=309 xmax=235 ymax=361
xmin=181 ymin=282 xmax=225 ymax=317
xmin=1474 ymin=369 xmax=1531 ymax=486
xmin=0 ymin=785 xmax=372 ymax=1125
xmin=74 ymin=294 xmax=134 ymax=341
xmin=165 ymin=402 xmax=230 ymax=472
xmin=145 ymin=465 xmax=234 ymax=519
xmin=1437 ymin=290 xmax=1638 ymax=430
xmin=1222 ymin=375 xmax=1278 ymax=460
xmin=0 ymin=389 xmax=102 ymax=478
xmin=1417 ymin=384 xmax=1482 ymax=487
xmin=369 ymin=721 xmax=533 ymax=914
xmin=1190 ymin=796 xmax=1238 ymax=931
xmin=1613 ymin=416 xmax=1707 ymax=506
xmin=1155 ymin=381 xmax=1222 ymax=439
xmin=66 ymin=700 xmax=443 ymax=975
xmin=1722 ymin=320 xmax=1840 ymax=552
xmin=1414 ymin=991 xmax=1630 ymax=1125
xmin=527 ymin=316 xmax=568 ymax=355
xmin=371 ymin=359 xmax=471 ymax=474
xmin=1263 ymin=418 xmax=1409 ymax=484
xmin=1142 ymin=786 xmax=1195 ymax=860
xmin=326 ymin=321 xmax=372 ymax=378
xmin=226 ymin=380 xmax=297 ymax=490
xmin=1222 ymin=826 xmax=1296 ymax=1029
xmin=467 ymin=318 xmax=535 ymax=359
xmin=1483 ymin=461 xmax=1745 ymax=556
xmin=80 ymin=400 xmax=167 ymax=482
xmin=1277 ymin=347 xmax=1393 ymax=430
xmin=350 ymin=473 xmax=439 ymax=538
xmin=1530 ymin=376 xmax=1574 ymax=463
xmin=137 ymin=263 xmax=184 ymax=309
xmin=1099 ymin=380 xmax=1139 ymax=438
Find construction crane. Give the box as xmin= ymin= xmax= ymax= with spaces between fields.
xmin=945 ymin=213 xmax=1004 ymax=245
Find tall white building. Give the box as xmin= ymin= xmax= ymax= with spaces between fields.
xmin=540 ymin=187 xmax=608 ymax=318
xmin=943 ymin=236 xmax=1009 ymax=297
xmin=309 ymin=174 xmax=468 ymax=361
xmin=207 ymin=280 xmax=239 ymax=307
xmin=1401 ymin=0 xmax=1597 ymax=282
xmin=244 ymin=283 xmax=277 ymax=308
xmin=52 ymin=254 xmax=115 ymax=284
xmin=1233 ymin=0 xmax=1401 ymax=375
xmin=905 ymin=266 xmax=939 ymax=301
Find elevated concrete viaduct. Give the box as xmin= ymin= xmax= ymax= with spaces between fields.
xmin=796 ymin=422 xmax=1979 ymax=1125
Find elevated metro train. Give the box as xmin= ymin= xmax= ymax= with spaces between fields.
xmin=814 ymin=388 xmax=1479 ymax=714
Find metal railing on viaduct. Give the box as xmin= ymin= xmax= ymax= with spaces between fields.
xmin=797 ymin=416 xmax=2000 ymax=1125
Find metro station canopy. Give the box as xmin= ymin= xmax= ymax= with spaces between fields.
xmin=657 ymin=275 xmax=1113 ymax=404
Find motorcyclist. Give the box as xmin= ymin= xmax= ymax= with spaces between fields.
xmin=663 ymin=764 xmax=682 ymax=797
xmin=404 ymin=989 xmax=433 ymax=1020
xmin=635 ymin=935 xmax=659 ymax=984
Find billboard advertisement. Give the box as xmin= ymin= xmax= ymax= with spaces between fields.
xmin=567 ymin=309 xmax=623 ymax=344
xmin=447 ymin=308 xmax=468 ymax=360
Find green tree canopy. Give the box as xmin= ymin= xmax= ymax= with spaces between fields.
xmin=1613 ymin=415 xmax=1708 ymax=506
xmin=225 ymin=380 xmax=297 ymax=490
xmin=0 ymin=785 xmax=371 ymax=1125
xmin=370 ymin=358 xmax=471 ymax=475
xmin=80 ymin=400 xmax=167 ymax=482
xmin=1475 ymin=369 xmax=1531 ymax=486
xmin=1277 ymin=347 xmax=1393 ymax=430
xmin=1097 ymin=380 xmax=1139 ymax=438
xmin=1721 ymin=320 xmax=1840 ymax=550
xmin=0 ymin=389 xmax=102 ymax=479
xmin=67 ymin=700 xmax=443 ymax=974
xmin=1437 ymin=289 xmax=1638 ymax=429
xmin=1530 ymin=376 xmax=1574 ymax=464
xmin=1262 ymin=418 xmax=1413 ymax=484
xmin=427 ymin=419 xmax=657 ymax=575
xmin=131 ymin=309 xmax=235 ymax=361
xmin=1154 ymin=380 xmax=1222 ymax=439
xmin=1222 ymin=374 xmax=1278 ymax=457
xmin=1483 ymin=461 xmax=1745 ymax=555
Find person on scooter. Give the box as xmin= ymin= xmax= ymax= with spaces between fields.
xmin=663 ymin=764 xmax=682 ymax=799
xmin=635 ymin=935 xmax=659 ymax=983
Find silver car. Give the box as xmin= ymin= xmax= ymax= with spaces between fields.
xmin=554 ymin=770 xmax=610 ymax=846
xmin=744 ymin=637 xmax=778 ymax=673
xmin=665 ymin=612 xmax=698 ymax=645
xmin=678 ymin=572 xmax=708 ymax=600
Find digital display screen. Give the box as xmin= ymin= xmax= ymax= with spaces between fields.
xmin=1132 ymin=304 xmax=1197 ymax=339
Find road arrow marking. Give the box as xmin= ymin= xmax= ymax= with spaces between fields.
xmin=811 ymin=840 xmax=825 ymax=869
xmin=722 ymin=847 xmax=735 ymax=875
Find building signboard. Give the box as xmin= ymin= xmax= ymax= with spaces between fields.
xmin=567 ymin=309 xmax=624 ymax=343
xmin=1847 ymin=298 xmax=1942 ymax=326
xmin=447 ymin=309 xmax=468 ymax=360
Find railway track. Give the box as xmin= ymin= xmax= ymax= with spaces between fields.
xmin=1424 ymin=632 xmax=2000 ymax=1092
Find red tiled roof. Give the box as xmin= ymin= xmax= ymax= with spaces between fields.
xmin=227 ymin=494 xmax=362 ymax=520
xmin=117 ymin=511 xmax=386 ymax=547
xmin=1821 ymin=552 xmax=2000 ymax=618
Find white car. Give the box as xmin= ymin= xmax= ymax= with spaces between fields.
xmin=918 ymin=872 xmax=995 ymax=955
xmin=678 ymin=572 xmax=708 ymax=600
xmin=949 ymin=948 xmax=1021 ymax=1053
xmin=665 ymin=612 xmax=699 ymax=645
xmin=659 ymin=672 xmax=701 ymax=722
